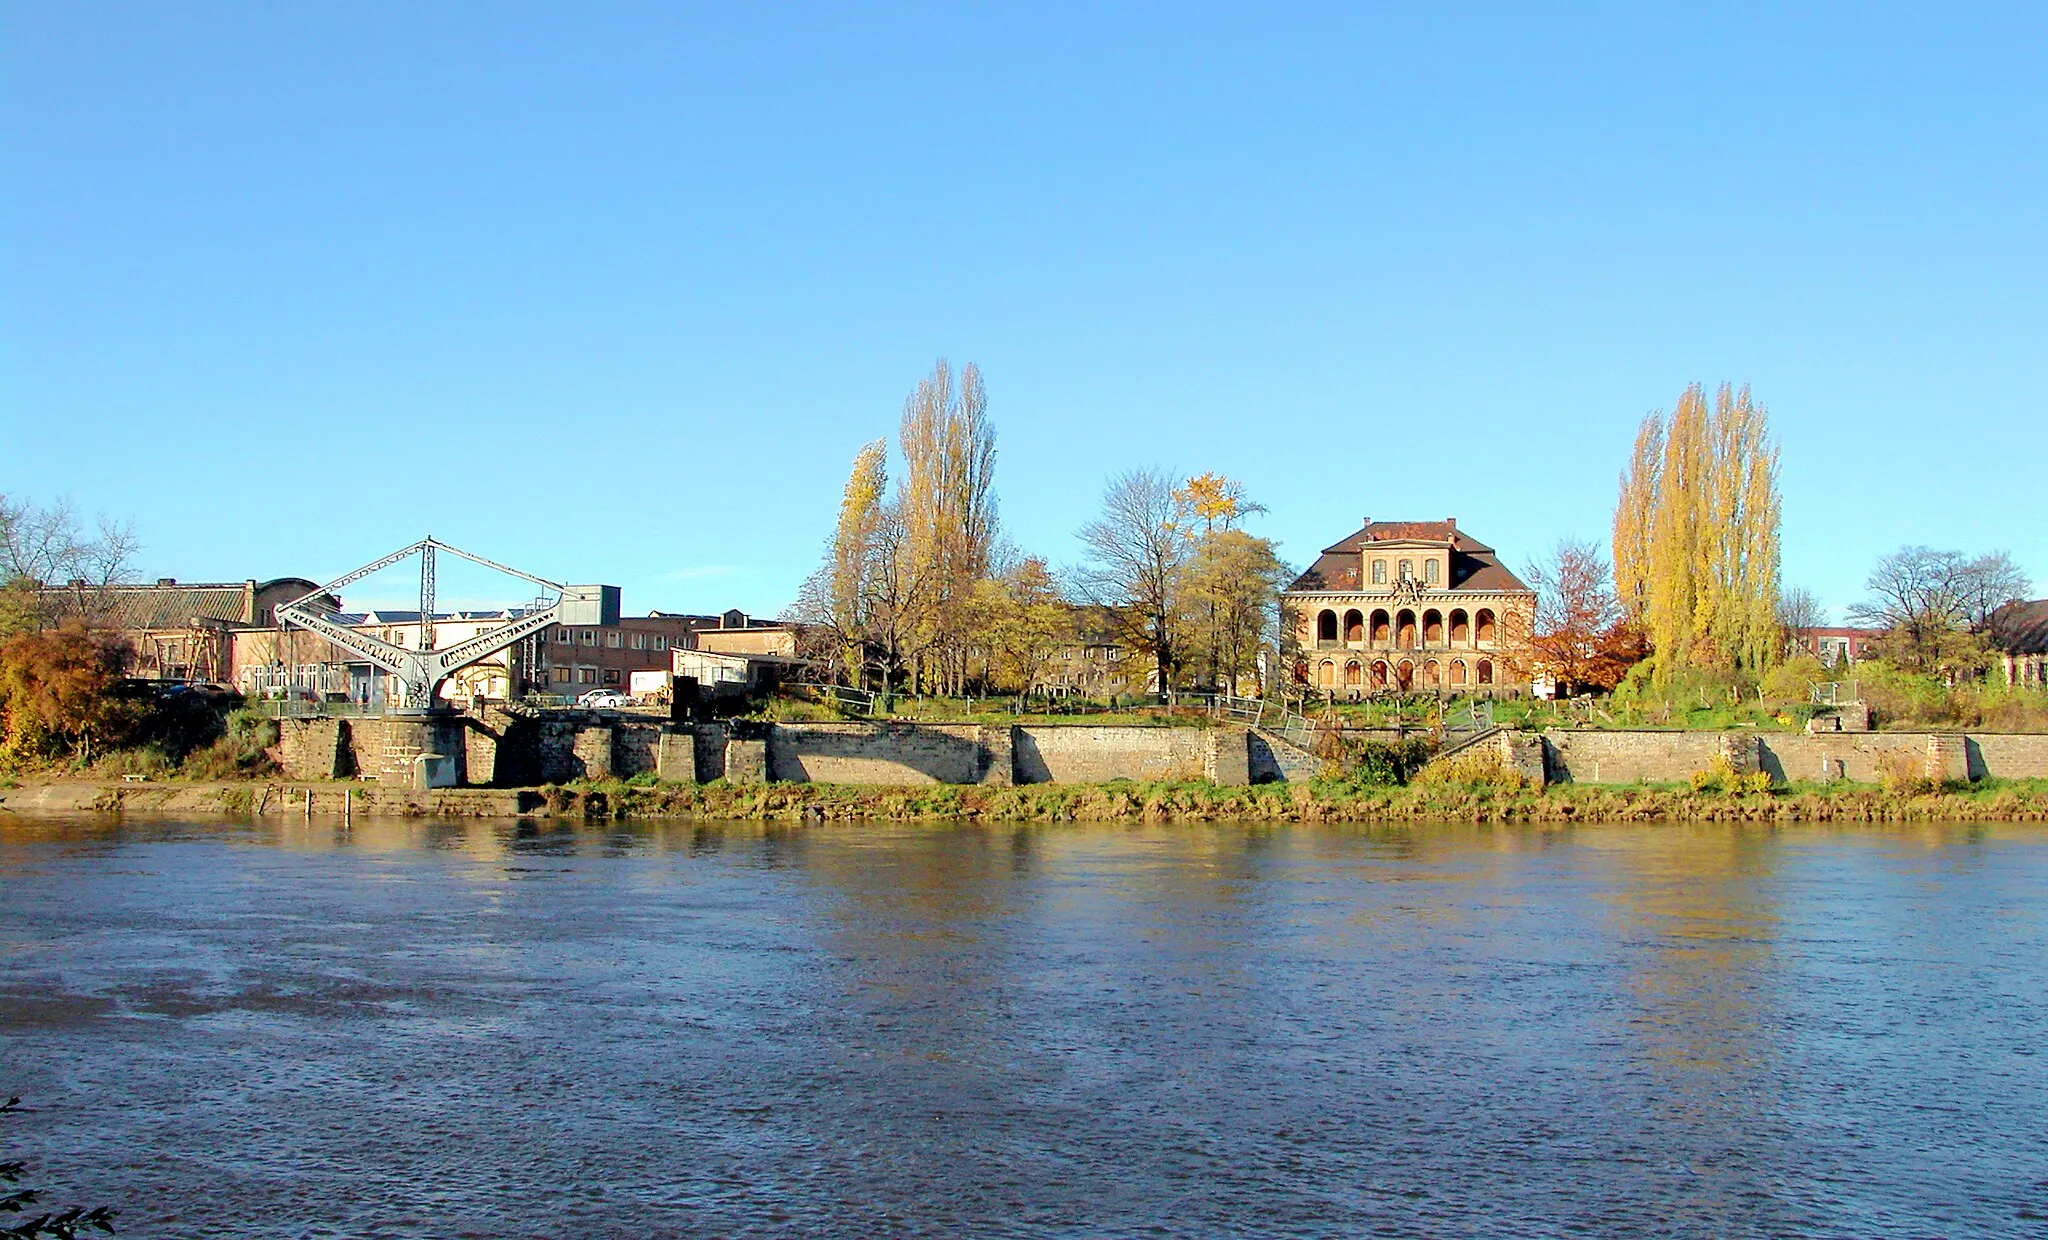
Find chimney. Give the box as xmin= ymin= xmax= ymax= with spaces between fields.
xmin=1446 ymin=517 xmax=1456 ymax=529
xmin=157 ymin=577 xmax=176 ymax=586
xmin=1360 ymin=516 xmax=1371 ymax=528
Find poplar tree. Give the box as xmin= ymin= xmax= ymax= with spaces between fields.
xmin=1612 ymin=383 xmax=1782 ymax=680
xmin=897 ymin=360 xmax=999 ymax=692
xmin=824 ymin=441 xmax=889 ymax=681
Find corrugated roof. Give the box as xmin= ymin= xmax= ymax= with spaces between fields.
xmin=44 ymin=583 xmax=249 ymax=630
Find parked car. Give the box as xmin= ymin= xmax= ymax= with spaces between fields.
xmin=577 ymin=689 xmax=631 ymax=708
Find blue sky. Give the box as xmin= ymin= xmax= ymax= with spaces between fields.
xmin=4 ymin=3 xmax=2043 ymax=618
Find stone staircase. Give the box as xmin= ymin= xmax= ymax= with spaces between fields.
xmin=1249 ymin=727 xmax=1321 ymax=783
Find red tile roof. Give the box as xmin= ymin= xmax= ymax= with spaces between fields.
xmin=1288 ymin=520 xmax=1530 ymax=594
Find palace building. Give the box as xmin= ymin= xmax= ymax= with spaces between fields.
xmin=1280 ymin=518 xmax=1536 ymax=697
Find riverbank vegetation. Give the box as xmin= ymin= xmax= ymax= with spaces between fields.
xmin=542 ymin=774 xmax=2048 ymax=825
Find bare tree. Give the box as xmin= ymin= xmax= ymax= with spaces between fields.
xmin=1776 ymin=586 xmax=1827 ymax=633
xmin=1775 ymin=586 xmax=1828 ymax=660
xmin=1849 ymin=546 xmax=2030 ymax=674
xmin=1075 ymin=470 xmax=1194 ymax=694
xmin=1527 ymin=539 xmax=1628 ymax=693
xmin=0 ymin=494 xmax=140 ymax=632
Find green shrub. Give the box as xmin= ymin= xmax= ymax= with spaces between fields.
xmin=1413 ymin=749 xmax=1529 ymax=791
xmin=1876 ymin=751 xmax=1943 ymax=796
xmin=1688 ymin=757 xmax=1774 ymax=795
xmin=179 ymin=707 xmax=279 ymax=780
xmin=1343 ymin=737 xmax=1435 ymax=785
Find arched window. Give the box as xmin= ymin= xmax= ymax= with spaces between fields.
xmin=1371 ymin=660 xmax=1390 ymax=688
xmin=1319 ymin=660 xmax=1336 ymax=687
xmin=1370 ymin=609 xmax=1391 ymax=644
xmin=1343 ymin=609 xmax=1364 ymax=643
xmin=1371 ymin=558 xmax=1388 ymax=584
xmin=1422 ymin=659 xmax=1441 ymax=687
xmin=1398 ymin=558 xmax=1414 ymax=581
xmin=1450 ymin=659 xmax=1468 ymax=686
xmin=1424 ymin=559 xmax=1440 ymax=585
xmin=1396 ymin=609 xmax=1418 ymax=648
xmin=1344 ymin=661 xmax=1362 ymax=686
xmin=1318 ymin=610 xmax=1338 ymax=644
xmin=1423 ymin=609 xmax=1444 ymax=644
xmin=1477 ymin=659 xmax=1494 ymax=685
xmin=1449 ymin=609 xmax=1470 ymax=644
xmin=1396 ymin=660 xmax=1415 ymax=691
xmin=1475 ymin=609 xmax=1496 ymax=643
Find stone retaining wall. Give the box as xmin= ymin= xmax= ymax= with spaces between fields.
xmin=275 ymin=714 xmax=2048 ymax=791
xmin=768 ymin=723 xmax=989 ymax=784
xmin=1543 ymin=729 xmax=2048 ymax=784
xmin=1012 ymin=725 xmax=1209 ymax=784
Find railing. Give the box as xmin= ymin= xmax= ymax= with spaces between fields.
xmin=251 ymin=697 xmax=388 ymax=719
xmin=1811 ymin=680 xmax=1860 ymax=706
xmin=1437 ymin=700 xmax=1500 ymax=758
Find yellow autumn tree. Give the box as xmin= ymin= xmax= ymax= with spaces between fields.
xmin=1613 ymin=383 xmax=1781 ymax=681
xmin=897 ymin=360 xmax=999 ymax=693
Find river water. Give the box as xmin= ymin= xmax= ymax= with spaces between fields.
xmin=1 ymin=816 xmax=2044 ymax=1238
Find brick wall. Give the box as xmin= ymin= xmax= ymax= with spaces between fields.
xmin=1013 ymin=725 xmax=1208 ymax=784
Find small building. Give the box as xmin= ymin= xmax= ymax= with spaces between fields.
xmin=1791 ymin=626 xmax=1884 ymax=668
xmin=1987 ymin=600 xmax=2048 ymax=688
xmin=1280 ymin=517 xmax=1535 ymax=697
xmin=686 ymin=610 xmax=802 ymax=658
xmin=42 ymin=576 xmax=335 ymax=683
xmin=1031 ymin=605 xmax=1148 ymax=697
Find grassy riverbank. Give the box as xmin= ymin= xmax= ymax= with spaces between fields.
xmin=569 ymin=776 xmax=2048 ymax=824
xmin=9 ymin=775 xmax=2048 ymax=824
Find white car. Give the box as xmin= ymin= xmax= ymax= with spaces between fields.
xmin=578 ymin=689 xmax=631 ymax=708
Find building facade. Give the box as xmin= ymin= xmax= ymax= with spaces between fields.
xmin=1988 ymin=600 xmax=2048 ymax=688
xmin=42 ymin=576 xmax=333 ymax=683
xmin=1280 ymin=518 xmax=1535 ymax=697
xmin=1791 ymin=626 xmax=1884 ymax=668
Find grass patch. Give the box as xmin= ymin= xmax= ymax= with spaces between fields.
xmin=529 ymin=775 xmax=2048 ymax=825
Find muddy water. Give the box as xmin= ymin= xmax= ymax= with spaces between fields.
xmin=1 ymin=817 xmax=2045 ymax=1238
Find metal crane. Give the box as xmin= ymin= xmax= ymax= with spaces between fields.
xmin=275 ymin=538 xmax=564 ymax=713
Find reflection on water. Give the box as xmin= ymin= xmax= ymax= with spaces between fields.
xmin=1 ymin=817 xmax=2044 ymax=1238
